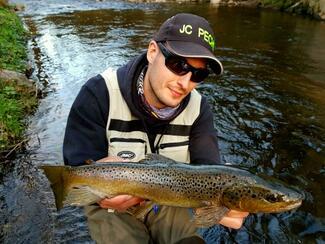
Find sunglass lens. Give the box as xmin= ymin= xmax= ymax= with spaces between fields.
xmin=165 ymin=57 xmax=188 ymax=76
xmin=191 ymin=69 xmax=209 ymax=83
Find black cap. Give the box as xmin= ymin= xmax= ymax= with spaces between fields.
xmin=154 ymin=13 xmax=223 ymax=75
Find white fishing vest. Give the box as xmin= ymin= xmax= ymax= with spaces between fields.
xmin=101 ymin=68 xmax=202 ymax=163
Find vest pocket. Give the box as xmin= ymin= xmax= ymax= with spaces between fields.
xmin=109 ymin=138 xmax=147 ymax=162
xmin=158 ymin=141 xmax=190 ymax=163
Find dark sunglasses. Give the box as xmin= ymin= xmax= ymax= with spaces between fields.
xmin=157 ymin=42 xmax=210 ymax=83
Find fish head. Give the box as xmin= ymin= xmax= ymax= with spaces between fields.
xmin=221 ymin=179 xmax=304 ymax=213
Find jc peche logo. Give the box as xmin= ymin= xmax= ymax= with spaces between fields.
xmin=179 ymin=24 xmax=215 ymax=51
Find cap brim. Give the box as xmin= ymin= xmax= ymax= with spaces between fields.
xmin=166 ymin=41 xmax=223 ymax=75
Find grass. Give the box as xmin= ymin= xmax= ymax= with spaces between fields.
xmin=0 ymin=79 xmax=37 ymax=152
xmin=0 ymin=7 xmax=27 ymax=72
xmin=0 ymin=6 xmax=37 ymax=158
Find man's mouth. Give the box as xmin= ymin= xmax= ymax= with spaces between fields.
xmin=169 ymin=88 xmax=183 ymax=98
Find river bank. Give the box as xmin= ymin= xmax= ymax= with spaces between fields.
xmin=210 ymin=0 xmax=325 ymax=20
xmin=0 ymin=4 xmax=38 ymax=163
xmin=128 ymin=0 xmax=325 ymax=20
xmin=260 ymin=0 xmax=325 ymax=20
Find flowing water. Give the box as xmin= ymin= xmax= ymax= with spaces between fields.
xmin=1 ymin=0 xmax=325 ymax=243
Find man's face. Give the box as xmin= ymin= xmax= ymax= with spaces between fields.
xmin=144 ymin=41 xmax=207 ymax=109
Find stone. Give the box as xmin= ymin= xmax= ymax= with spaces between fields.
xmin=0 ymin=69 xmax=34 ymax=88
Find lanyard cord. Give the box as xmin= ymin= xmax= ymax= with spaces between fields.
xmin=154 ymin=134 xmax=164 ymax=154
xmin=154 ymin=125 xmax=168 ymax=154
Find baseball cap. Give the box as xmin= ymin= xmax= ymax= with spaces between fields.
xmin=153 ymin=13 xmax=223 ymax=75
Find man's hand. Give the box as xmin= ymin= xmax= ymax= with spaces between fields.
xmin=96 ymin=156 xmax=145 ymax=212
xmin=98 ymin=195 xmax=145 ymax=212
xmin=219 ymin=210 xmax=249 ymax=229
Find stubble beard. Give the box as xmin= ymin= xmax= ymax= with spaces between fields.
xmin=147 ymin=78 xmax=169 ymax=109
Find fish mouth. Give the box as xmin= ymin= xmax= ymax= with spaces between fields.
xmin=239 ymin=195 xmax=303 ymax=213
xmin=270 ymin=199 xmax=302 ymax=212
xmin=281 ymin=191 xmax=304 ymax=210
xmin=286 ymin=200 xmax=302 ymax=209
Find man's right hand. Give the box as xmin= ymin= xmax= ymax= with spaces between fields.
xmin=96 ymin=156 xmax=145 ymax=212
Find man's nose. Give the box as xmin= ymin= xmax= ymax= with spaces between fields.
xmin=177 ymin=72 xmax=192 ymax=89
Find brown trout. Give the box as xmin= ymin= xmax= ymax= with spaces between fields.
xmin=40 ymin=155 xmax=303 ymax=227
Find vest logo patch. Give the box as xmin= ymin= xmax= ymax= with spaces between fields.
xmin=117 ymin=151 xmax=136 ymax=160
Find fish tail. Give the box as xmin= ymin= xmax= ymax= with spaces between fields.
xmin=40 ymin=165 xmax=69 ymax=210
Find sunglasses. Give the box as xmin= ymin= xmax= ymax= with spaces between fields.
xmin=157 ymin=42 xmax=210 ymax=83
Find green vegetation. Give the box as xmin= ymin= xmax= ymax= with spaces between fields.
xmin=0 ymin=7 xmax=27 ymax=72
xmin=0 ymin=6 xmax=37 ymax=158
xmin=0 ymin=79 xmax=37 ymax=151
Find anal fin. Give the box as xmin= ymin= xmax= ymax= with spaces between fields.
xmin=126 ymin=201 xmax=155 ymax=221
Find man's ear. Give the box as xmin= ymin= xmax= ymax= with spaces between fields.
xmin=147 ymin=41 xmax=159 ymax=64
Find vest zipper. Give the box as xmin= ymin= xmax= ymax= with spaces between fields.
xmin=159 ymin=141 xmax=189 ymax=149
xmin=110 ymin=138 xmax=146 ymax=143
xmin=110 ymin=138 xmax=147 ymax=154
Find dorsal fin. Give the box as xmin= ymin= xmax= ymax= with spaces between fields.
xmin=139 ymin=154 xmax=177 ymax=164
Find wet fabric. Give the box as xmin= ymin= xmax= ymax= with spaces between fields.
xmin=84 ymin=205 xmax=205 ymax=244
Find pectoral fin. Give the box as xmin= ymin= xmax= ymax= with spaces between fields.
xmin=193 ymin=205 xmax=230 ymax=228
xmin=64 ymin=185 xmax=109 ymax=207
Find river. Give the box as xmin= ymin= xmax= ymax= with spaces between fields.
xmin=1 ymin=0 xmax=324 ymax=243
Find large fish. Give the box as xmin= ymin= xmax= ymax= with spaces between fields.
xmin=40 ymin=154 xmax=303 ymax=227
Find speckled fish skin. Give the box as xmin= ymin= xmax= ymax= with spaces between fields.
xmin=41 ymin=160 xmax=303 ymax=214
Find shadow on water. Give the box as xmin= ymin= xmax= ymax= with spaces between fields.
xmin=1 ymin=0 xmax=324 ymax=243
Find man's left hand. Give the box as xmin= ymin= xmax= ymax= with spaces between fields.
xmin=218 ymin=210 xmax=249 ymax=229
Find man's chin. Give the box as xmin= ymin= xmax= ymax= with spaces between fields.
xmin=156 ymin=95 xmax=183 ymax=109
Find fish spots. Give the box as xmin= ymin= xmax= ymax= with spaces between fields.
xmin=265 ymin=194 xmax=281 ymax=203
xmin=73 ymin=163 xmax=258 ymax=206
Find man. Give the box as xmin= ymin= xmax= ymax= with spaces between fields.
xmin=63 ymin=13 xmax=248 ymax=244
